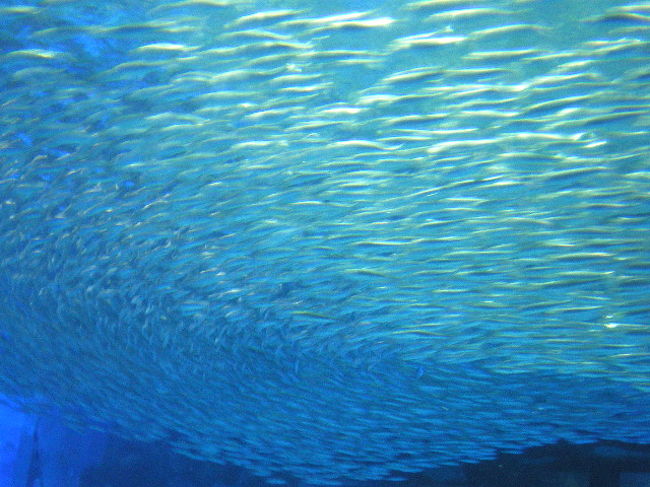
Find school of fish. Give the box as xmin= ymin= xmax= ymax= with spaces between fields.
xmin=0 ymin=0 xmax=649 ymax=483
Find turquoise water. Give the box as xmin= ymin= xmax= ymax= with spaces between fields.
xmin=0 ymin=0 xmax=649 ymax=484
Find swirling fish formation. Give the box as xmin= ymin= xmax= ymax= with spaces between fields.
xmin=0 ymin=0 xmax=649 ymax=484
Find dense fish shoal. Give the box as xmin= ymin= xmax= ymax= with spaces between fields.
xmin=0 ymin=0 xmax=649 ymax=483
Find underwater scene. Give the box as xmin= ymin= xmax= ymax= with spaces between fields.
xmin=0 ymin=0 xmax=649 ymax=486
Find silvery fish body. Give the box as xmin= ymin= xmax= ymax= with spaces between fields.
xmin=0 ymin=0 xmax=649 ymax=483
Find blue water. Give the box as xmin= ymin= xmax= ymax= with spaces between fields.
xmin=0 ymin=0 xmax=649 ymax=486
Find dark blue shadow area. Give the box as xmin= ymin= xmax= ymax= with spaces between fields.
xmin=2 ymin=406 xmax=650 ymax=487
xmin=2 ymin=389 xmax=649 ymax=487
